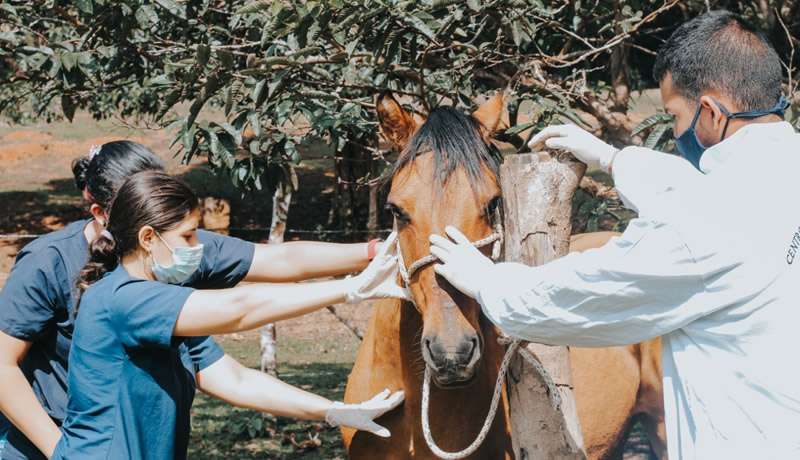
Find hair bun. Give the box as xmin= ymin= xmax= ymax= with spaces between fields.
xmin=72 ymin=157 xmax=91 ymax=191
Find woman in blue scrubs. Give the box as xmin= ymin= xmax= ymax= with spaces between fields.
xmin=49 ymin=170 xmax=404 ymax=459
xmin=0 ymin=143 xmax=398 ymax=459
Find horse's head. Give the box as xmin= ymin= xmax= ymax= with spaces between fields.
xmin=379 ymin=92 xmax=506 ymax=388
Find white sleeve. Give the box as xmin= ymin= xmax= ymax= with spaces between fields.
xmin=611 ymin=147 xmax=702 ymax=216
xmin=474 ymin=218 xmax=711 ymax=347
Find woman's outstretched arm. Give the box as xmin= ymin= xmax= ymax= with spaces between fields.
xmin=173 ymin=232 xmax=407 ymax=337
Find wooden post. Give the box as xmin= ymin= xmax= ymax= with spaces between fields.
xmin=500 ymin=151 xmax=587 ymax=460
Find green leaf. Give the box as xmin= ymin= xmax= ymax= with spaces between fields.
xmin=61 ymin=94 xmax=75 ymax=122
xmin=236 ymin=1 xmax=271 ymax=15
xmin=196 ymin=45 xmax=211 ymax=67
xmin=293 ymin=46 xmax=321 ymax=59
xmin=248 ymin=111 xmax=261 ymax=137
xmin=181 ymin=124 xmax=196 ymax=153
xmin=216 ymin=121 xmax=243 ymax=145
xmin=259 ymin=56 xmax=297 ymax=67
xmin=249 ymin=139 xmax=260 ymax=155
xmin=505 ymin=121 xmax=534 ymax=136
xmin=431 ymin=0 xmax=460 ymax=9
xmin=511 ymin=19 xmax=523 ymax=46
xmin=149 ymin=74 xmax=174 ymax=85
xmin=252 ymin=79 xmax=266 ymax=104
xmin=135 ymin=5 xmax=159 ymax=26
xmin=60 ymin=52 xmax=75 ymax=72
xmin=644 ymin=123 xmax=671 ymax=150
xmin=158 ymin=89 xmax=182 ymax=121
xmin=75 ymin=0 xmax=93 ymax=14
xmin=631 ymin=111 xmax=673 ymax=136
xmin=217 ymin=49 xmax=234 ymax=69
xmin=401 ymin=13 xmax=436 ymax=42
xmin=0 ymin=30 xmax=16 ymax=42
xmin=154 ymin=0 xmax=186 ymax=19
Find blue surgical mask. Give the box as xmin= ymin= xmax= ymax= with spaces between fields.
xmin=673 ymin=95 xmax=789 ymax=172
xmin=151 ymin=232 xmax=204 ymax=284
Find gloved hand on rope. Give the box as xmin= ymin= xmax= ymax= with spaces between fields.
xmin=343 ymin=232 xmax=410 ymax=303
xmin=528 ymin=123 xmax=619 ymax=173
xmin=429 ymin=226 xmax=495 ymax=299
xmin=325 ymin=389 xmax=405 ymax=437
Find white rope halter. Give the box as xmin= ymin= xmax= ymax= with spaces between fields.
xmin=394 ymin=224 xmax=562 ymax=459
xmin=395 ymin=222 xmax=504 ymax=307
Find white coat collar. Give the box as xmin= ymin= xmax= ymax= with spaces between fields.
xmin=698 ymin=121 xmax=796 ymax=174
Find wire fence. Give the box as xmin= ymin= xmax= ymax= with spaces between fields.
xmin=0 ymin=226 xmax=394 ymax=240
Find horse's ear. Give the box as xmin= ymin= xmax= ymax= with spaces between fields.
xmin=472 ymin=90 xmax=508 ymax=135
xmin=376 ymin=92 xmax=419 ymax=148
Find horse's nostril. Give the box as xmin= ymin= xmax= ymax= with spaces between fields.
xmin=465 ymin=337 xmax=479 ymax=364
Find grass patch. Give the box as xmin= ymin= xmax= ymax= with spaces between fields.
xmin=188 ymin=334 xmax=360 ymax=459
xmin=188 ymin=362 xmax=351 ymax=460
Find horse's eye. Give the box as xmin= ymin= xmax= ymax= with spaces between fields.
xmin=385 ymin=204 xmax=410 ymax=223
xmin=484 ymin=196 xmax=503 ymax=223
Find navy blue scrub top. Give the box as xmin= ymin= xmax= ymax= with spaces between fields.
xmin=0 ymin=220 xmax=254 ymax=460
xmin=51 ymin=265 xmax=219 ymax=460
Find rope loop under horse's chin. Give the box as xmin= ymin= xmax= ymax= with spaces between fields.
xmin=420 ymin=336 xmax=563 ymax=460
xmin=420 ymin=339 xmax=519 ymax=459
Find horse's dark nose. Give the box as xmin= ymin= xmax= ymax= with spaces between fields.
xmin=422 ymin=332 xmax=482 ymax=386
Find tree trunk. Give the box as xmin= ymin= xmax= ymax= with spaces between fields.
xmin=329 ymin=131 xmax=378 ymax=238
xmin=261 ymin=180 xmax=292 ymax=377
xmin=500 ymin=151 xmax=587 ymax=460
xmin=259 ymin=180 xmax=292 ymax=429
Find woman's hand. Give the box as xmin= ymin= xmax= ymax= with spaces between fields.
xmin=325 ymin=389 xmax=405 ymax=437
xmin=343 ymin=232 xmax=410 ymax=303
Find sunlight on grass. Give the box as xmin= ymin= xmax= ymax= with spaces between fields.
xmin=187 ymin=334 xmax=359 ymax=459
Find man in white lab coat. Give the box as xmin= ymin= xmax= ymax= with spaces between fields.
xmin=429 ymin=10 xmax=800 ymax=460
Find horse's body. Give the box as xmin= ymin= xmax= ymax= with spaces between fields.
xmin=343 ymin=94 xmax=665 ymax=460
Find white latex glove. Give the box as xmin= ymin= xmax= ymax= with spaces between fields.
xmin=325 ymin=389 xmax=405 ymax=437
xmin=429 ymin=226 xmax=494 ymax=299
xmin=343 ymin=232 xmax=410 ymax=303
xmin=527 ymin=123 xmax=619 ymax=172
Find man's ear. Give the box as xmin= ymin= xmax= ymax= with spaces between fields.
xmin=472 ymin=90 xmax=508 ymax=135
xmin=376 ymin=92 xmax=419 ymax=149
xmin=699 ymin=95 xmax=728 ymax=136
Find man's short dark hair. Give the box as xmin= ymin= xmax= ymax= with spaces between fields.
xmin=653 ymin=10 xmax=783 ymax=111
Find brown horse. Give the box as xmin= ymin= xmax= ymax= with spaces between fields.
xmin=342 ymin=93 xmax=666 ymax=460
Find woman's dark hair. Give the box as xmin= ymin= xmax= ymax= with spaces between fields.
xmin=653 ymin=10 xmax=783 ymax=112
xmin=71 ymin=141 xmax=166 ymax=210
xmin=76 ymin=171 xmax=199 ymax=308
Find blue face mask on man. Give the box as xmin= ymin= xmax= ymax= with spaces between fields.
xmin=673 ymin=95 xmax=789 ymax=171
xmin=151 ymin=232 xmax=204 ymax=284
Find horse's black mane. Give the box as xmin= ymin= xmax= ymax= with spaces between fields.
xmin=392 ymin=106 xmax=503 ymax=194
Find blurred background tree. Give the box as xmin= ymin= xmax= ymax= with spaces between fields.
xmin=1 ymin=0 xmax=798 ymax=235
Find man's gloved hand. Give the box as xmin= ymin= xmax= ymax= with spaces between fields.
xmin=343 ymin=232 xmax=410 ymax=303
xmin=528 ymin=124 xmax=619 ymax=172
xmin=429 ymin=226 xmax=495 ymax=299
xmin=325 ymin=389 xmax=405 ymax=437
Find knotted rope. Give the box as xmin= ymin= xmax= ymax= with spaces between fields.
xmin=394 ymin=225 xmax=562 ymax=459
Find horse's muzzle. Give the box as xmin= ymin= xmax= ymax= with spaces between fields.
xmin=422 ymin=332 xmax=482 ymax=387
